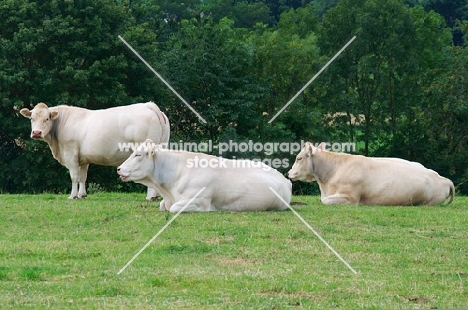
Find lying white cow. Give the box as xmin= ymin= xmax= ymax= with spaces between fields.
xmin=288 ymin=142 xmax=454 ymax=206
xmin=117 ymin=139 xmax=292 ymax=212
xmin=20 ymin=102 xmax=169 ymax=199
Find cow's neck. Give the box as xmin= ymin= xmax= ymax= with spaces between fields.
xmin=43 ymin=107 xmax=69 ymax=165
xmin=152 ymin=151 xmax=180 ymax=187
xmin=311 ymin=151 xmax=339 ymax=183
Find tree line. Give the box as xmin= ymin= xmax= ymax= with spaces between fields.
xmin=1 ymin=0 xmax=467 ymax=195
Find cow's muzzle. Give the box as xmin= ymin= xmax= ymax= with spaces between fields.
xmin=31 ymin=130 xmax=43 ymax=139
xmin=287 ymin=170 xmax=297 ymax=180
xmin=117 ymin=167 xmax=129 ymax=181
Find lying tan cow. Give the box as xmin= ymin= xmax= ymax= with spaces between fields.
xmin=288 ymin=142 xmax=454 ymax=206
xmin=20 ymin=102 xmax=169 ymax=199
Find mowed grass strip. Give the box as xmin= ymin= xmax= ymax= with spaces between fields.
xmin=0 ymin=193 xmax=467 ymax=309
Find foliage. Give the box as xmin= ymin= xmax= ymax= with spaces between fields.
xmin=420 ymin=0 xmax=468 ymax=45
xmin=1 ymin=0 xmax=468 ymax=194
xmin=319 ymin=0 xmax=446 ymax=156
xmin=0 ymin=0 xmax=160 ymax=193
xmin=199 ymin=0 xmax=271 ymax=28
xmin=159 ymin=16 xmax=259 ymax=143
xmin=418 ymin=44 xmax=468 ymax=193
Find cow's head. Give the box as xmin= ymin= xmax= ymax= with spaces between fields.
xmin=288 ymin=142 xmax=325 ymax=182
xmin=20 ymin=103 xmax=59 ymax=139
xmin=117 ymin=139 xmax=157 ymax=182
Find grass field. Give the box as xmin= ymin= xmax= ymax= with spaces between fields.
xmin=0 ymin=193 xmax=467 ymax=309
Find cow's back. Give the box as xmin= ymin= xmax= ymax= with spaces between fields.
xmin=158 ymin=152 xmax=291 ymax=212
xmin=55 ymin=102 xmax=169 ymax=166
xmin=350 ymin=157 xmax=452 ymax=205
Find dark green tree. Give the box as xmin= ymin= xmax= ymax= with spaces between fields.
xmin=319 ymin=0 xmax=451 ymax=158
xmin=420 ymin=0 xmax=468 ymax=45
xmin=249 ymin=5 xmax=323 ymax=142
xmin=248 ymin=5 xmax=324 ymax=194
xmin=159 ymin=17 xmax=260 ymax=144
xmin=198 ymin=0 xmax=271 ymax=28
xmin=418 ymin=40 xmax=468 ymax=192
xmin=0 ymin=0 xmax=161 ymax=193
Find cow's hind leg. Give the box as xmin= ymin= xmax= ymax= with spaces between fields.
xmin=159 ymin=199 xmax=168 ymax=211
xmin=169 ymin=198 xmax=211 ymax=213
xmin=77 ymin=164 xmax=88 ymax=198
xmin=321 ymin=193 xmax=356 ymax=205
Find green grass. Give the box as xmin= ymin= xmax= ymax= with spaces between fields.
xmin=1 ymin=193 xmax=467 ymax=309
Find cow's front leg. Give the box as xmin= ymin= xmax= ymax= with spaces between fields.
xmin=66 ymin=163 xmax=88 ymax=199
xmin=146 ymin=187 xmax=159 ymax=201
xmin=321 ymin=193 xmax=356 ymax=205
xmin=77 ymin=164 xmax=89 ymax=198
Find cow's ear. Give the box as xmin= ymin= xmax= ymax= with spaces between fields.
xmin=149 ymin=144 xmax=156 ymax=157
xmin=51 ymin=111 xmax=59 ymax=120
xmin=317 ymin=142 xmax=326 ymax=150
xmin=306 ymin=142 xmax=315 ymax=156
xmin=307 ymin=142 xmax=322 ymax=155
xmin=144 ymin=139 xmax=156 ymax=157
xmin=311 ymin=145 xmax=319 ymax=155
xmin=20 ymin=108 xmax=31 ymax=118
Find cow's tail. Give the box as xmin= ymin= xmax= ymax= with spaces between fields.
xmin=161 ymin=112 xmax=170 ymax=143
xmin=445 ymin=180 xmax=455 ymax=205
xmin=147 ymin=102 xmax=170 ymax=144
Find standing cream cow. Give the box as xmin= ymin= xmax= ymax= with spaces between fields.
xmin=117 ymin=139 xmax=292 ymax=213
xmin=20 ymin=102 xmax=169 ymax=199
xmin=288 ymin=142 xmax=454 ymax=206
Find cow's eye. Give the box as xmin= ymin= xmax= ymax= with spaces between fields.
xmin=297 ymin=157 xmax=302 ymax=161
xmin=134 ymin=154 xmax=141 ymax=157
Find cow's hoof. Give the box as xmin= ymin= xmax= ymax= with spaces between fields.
xmin=68 ymin=195 xmax=86 ymax=199
xmin=146 ymin=195 xmax=160 ymax=202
